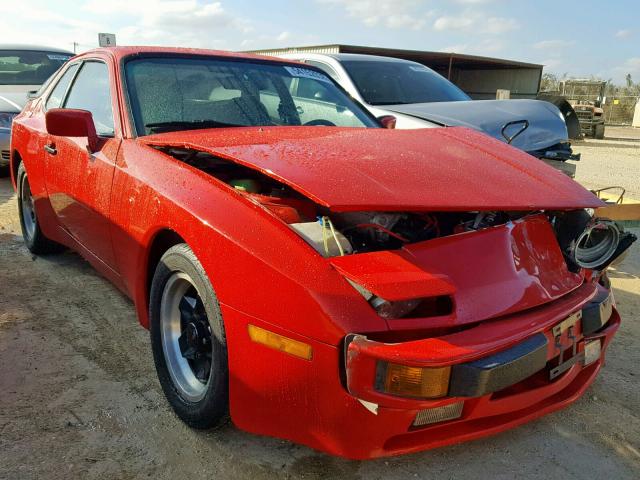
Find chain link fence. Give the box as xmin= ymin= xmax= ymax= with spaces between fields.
xmin=603 ymin=96 xmax=639 ymax=125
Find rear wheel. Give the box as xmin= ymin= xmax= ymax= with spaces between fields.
xmin=17 ymin=163 xmax=64 ymax=254
xmin=149 ymin=243 xmax=229 ymax=428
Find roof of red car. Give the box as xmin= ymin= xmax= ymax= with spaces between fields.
xmin=75 ymin=46 xmax=296 ymax=64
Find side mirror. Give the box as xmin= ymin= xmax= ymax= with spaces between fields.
xmin=377 ymin=115 xmax=397 ymax=129
xmin=45 ymin=108 xmax=99 ymax=153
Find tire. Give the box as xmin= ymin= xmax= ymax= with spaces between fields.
xmin=149 ymin=243 xmax=229 ymax=429
xmin=17 ymin=163 xmax=64 ymax=254
xmin=594 ymin=124 xmax=605 ymax=140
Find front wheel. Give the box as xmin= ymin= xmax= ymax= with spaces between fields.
xmin=149 ymin=243 xmax=229 ymax=429
xmin=594 ymin=124 xmax=605 ymax=140
xmin=17 ymin=163 xmax=64 ymax=254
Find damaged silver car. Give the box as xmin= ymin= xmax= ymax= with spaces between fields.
xmin=281 ymin=53 xmax=579 ymax=162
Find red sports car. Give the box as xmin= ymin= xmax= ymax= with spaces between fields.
xmin=9 ymin=46 xmax=635 ymax=459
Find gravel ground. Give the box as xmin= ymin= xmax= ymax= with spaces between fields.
xmin=570 ymin=127 xmax=640 ymax=199
xmin=603 ymin=126 xmax=640 ymax=141
xmin=1 ymin=139 xmax=639 ymax=479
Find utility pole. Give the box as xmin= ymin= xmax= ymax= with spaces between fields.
xmin=72 ymin=42 xmax=79 ymax=54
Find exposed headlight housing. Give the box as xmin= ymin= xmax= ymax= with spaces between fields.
xmin=0 ymin=112 xmax=18 ymax=129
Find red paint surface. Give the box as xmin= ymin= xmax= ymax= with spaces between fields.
xmin=143 ymin=127 xmax=604 ymax=212
xmin=330 ymin=250 xmax=456 ymax=301
xmin=9 ymin=46 xmax=619 ymax=459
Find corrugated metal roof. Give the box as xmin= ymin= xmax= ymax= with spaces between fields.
xmin=243 ymin=44 xmax=543 ymax=70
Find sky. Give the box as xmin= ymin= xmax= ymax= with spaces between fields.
xmin=1 ymin=0 xmax=638 ymax=84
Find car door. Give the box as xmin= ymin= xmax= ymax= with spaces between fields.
xmin=43 ymin=59 xmax=121 ymax=269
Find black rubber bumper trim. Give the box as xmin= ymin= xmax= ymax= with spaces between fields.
xmin=582 ymin=290 xmax=613 ymax=336
xmin=448 ymin=333 xmax=548 ymax=397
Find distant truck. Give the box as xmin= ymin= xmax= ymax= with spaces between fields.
xmin=559 ymin=79 xmax=606 ymax=139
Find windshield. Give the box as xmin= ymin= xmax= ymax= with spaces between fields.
xmin=342 ymin=60 xmax=471 ymax=105
xmin=125 ymin=57 xmax=379 ymax=135
xmin=0 ymin=50 xmax=72 ymax=85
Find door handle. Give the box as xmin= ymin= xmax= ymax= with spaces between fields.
xmin=44 ymin=143 xmax=57 ymax=155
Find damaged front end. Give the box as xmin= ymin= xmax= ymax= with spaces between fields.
xmin=145 ymin=127 xmax=635 ymax=458
xmin=148 ymin=136 xmax=635 ymax=330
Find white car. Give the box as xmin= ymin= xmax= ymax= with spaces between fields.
xmin=280 ymin=53 xmax=577 ymax=161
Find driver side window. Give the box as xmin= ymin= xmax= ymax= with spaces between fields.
xmin=64 ymin=61 xmax=115 ymax=137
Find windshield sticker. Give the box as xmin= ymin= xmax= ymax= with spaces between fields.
xmin=47 ymin=54 xmax=71 ymax=61
xmin=284 ymin=66 xmax=332 ymax=83
xmin=409 ymin=65 xmax=429 ymax=72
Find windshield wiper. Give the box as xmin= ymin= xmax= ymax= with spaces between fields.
xmin=145 ymin=119 xmax=244 ymax=133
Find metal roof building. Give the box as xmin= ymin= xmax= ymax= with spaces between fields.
xmin=244 ymin=44 xmax=544 ymax=100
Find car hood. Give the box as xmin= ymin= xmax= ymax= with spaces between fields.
xmin=384 ymin=100 xmax=568 ymax=153
xmin=0 ymin=86 xmax=35 ymax=113
xmin=143 ymin=126 xmax=602 ymax=212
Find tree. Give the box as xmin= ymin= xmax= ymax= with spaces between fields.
xmin=625 ymin=73 xmax=633 ymax=88
xmin=540 ymin=72 xmax=559 ymax=92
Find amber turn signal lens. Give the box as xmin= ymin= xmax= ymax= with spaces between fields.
xmin=379 ymin=362 xmax=451 ymax=399
xmin=248 ymin=324 xmax=313 ymax=360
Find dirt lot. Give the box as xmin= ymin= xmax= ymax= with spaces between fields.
xmin=1 ymin=138 xmax=640 ymax=479
xmin=570 ymin=127 xmax=640 ymax=199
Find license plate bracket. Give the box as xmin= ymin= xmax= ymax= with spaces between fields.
xmin=550 ymin=349 xmax=584 ymax=379
xmin=549 ymin=311 xmax=583 ymax=380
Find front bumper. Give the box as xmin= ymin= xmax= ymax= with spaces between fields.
xmin=529 ymin=142 xmax=581 ymax=162
xmin=0 ymin=129 xmax=10 ymax=167
xmin=225 ymin=283 xmax=619 ymax=459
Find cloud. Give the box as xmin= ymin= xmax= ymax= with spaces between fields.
xmin=540 ymin=58 xmax=565 ymax=70
xmin=317 ymin=0 xmax=430 ymax=30
xmin=483 ymin=16 xmax=519 ymax=34
xmin=609 ymin=57 xmax=640 ymax=83
xmin=276 ymin=31 xmax=291 ymax=42
xmin=615 ymin=29 xmax=632 ymax=38
xmin=0 ymin=1 xmax=104 ymax=52
xmin=82 ymin=0 xmax=252 ymax=47
xmin=0 ymin=0 xmax=259 ymax=51
xmin=533 ymin=39 xmax=574 ymax=50
xmin=433 ymin=13 xmax=517 ymax=34
xmin=440 ymin=39 xmax=505 ymax=55
xmin=433 ymin=16 xmax=474 ymax=31
xmin=620 ymin=57 xmax=640 ymax=72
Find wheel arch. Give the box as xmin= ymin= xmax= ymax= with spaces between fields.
xmin=137 ymin=228 xmax=187 ymax=329
xmin=10 ymin=149 xmax=22 ymax=189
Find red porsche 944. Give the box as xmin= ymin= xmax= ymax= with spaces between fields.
xmin=9 ymin=47 xmax=635 ymax=459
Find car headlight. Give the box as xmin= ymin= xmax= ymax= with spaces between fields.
xmin=376 ymin=361 xmax=451 ymax=399
xmin=0 ymin=112 xmax=18 ymax=129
